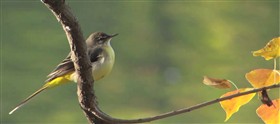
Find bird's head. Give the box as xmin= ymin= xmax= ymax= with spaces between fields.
xmin=86 ymin=32 xmax=118 ymax=47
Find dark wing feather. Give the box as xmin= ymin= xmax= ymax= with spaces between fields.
xmin=89 ymin=47 xmax=104 ymax=63
xmin=45 ymin=52 xmax=74 ymax=82
xmin=45 ymin=47 xmax=103 ymax=83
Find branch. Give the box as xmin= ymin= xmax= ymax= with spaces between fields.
xmin=41 ymin=0 xmax=280 ymax=124
xmin=41 ymin=0 xmax=107 ymax=123
xmin=92 ymin=84 xmax=280 ymax=123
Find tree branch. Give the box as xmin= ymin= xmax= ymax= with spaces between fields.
xmin=91 ymin=84 xmax=280 ymax=123
xmin=41 ymin=0 xmax=280 ymax=124
xmin=41 ymin=0 xmax=107 ymax=123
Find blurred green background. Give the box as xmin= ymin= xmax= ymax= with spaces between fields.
xmin=1 ymin=0 xmax=279 ymax=123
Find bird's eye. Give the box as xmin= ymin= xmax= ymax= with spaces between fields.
xmin=97 ymin=37 xmax=102 ymax=41
xmin=98 ymin=35 xmax=107 ymax=41
xmin=96 ymin=37 xmax=104 ymax=44
xmin=97 ymin=37 xmax=103 ymax=41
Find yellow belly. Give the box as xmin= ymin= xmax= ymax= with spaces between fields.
xmin=92 ymin=59 xmax=114 ymax=80
xmin=70 ymin=45 xmax=115 ymax=82
xmin=92 ymin=46 xmax=115 ymax=81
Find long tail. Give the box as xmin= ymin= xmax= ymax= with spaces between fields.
xmin=9 ymin=86 xmax=48 ymax=115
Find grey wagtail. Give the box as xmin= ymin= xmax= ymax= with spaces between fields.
xmin=9 ymin=32 xmax=118 ymax=114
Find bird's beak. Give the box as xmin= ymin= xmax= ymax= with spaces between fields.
xmin=109 ymin=33 xmax=118 ymax=38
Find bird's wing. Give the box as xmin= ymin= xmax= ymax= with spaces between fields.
xmin=89 ymin=47 xmax=104 ymax=63
xmin=45 ymin=47 xmax=104 ymax=82
xmin=45 ymin=52 xmax=74 ymax=82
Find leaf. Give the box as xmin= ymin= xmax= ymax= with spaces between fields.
xmin=245 ymin=69 xmax=280 ymax=88
xmin=203 ymin=76 xmax=231 ymax=89
xmin=256 ymin=99 xmax=280 ymax=124
xmin=220 ymin=88 xmax=256 ymax=121
xmin=253 ymin=37 xmax=280 ymax=60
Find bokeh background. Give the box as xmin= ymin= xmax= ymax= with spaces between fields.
xmin=1 ymin=0 xmax=279 ymax=123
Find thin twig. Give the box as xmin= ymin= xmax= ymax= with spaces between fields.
xmin=92 ymin=84 xmax=280 ymax=123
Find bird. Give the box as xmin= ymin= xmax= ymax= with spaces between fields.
xmin=9 ymin=32 xmax=118 ymax=114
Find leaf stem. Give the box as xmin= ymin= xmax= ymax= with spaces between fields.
xmin=274 ymin=58 xmax=277 ymax=70
xmin=228 ymin=80 xmax=239 ymax=90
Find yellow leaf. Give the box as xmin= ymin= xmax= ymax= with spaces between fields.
xmin=245 ymin=69 xmax=280 ymax=88
xmin=203 ymin=76 xmax=231 ymax=89
xmin=220 ymin=88 xmax=256 ymax=121
xmin=253 ymin=37 xmax=280 ymax=60
xmin=256 ymin=99 xmax=280 ymax=124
